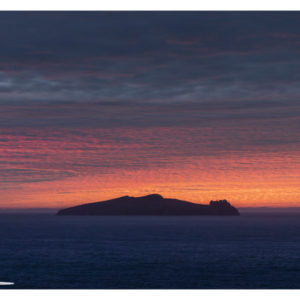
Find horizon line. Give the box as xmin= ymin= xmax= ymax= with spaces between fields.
xmin=1 ymin=206 xmax=300 ymax=211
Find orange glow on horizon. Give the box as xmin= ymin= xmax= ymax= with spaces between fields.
xmin=0 ymin=127 xmax=299 ymax=209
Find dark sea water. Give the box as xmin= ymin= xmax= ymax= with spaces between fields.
xmin=0 ymin=213 xmax=300 ymax=289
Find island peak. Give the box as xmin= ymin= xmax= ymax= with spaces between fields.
xmin=140 ymin=194 xmax=164 ymax=199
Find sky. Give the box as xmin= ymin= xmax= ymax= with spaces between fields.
xmin=0 ymin=11 xmax=299 ymax=208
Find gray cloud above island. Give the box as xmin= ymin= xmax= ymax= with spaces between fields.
xmin=0 ymin=12 xmax=299 ymax=138
xmin=0 ymin=12 xmax=299 ymax=193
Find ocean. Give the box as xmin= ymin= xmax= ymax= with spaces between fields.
xmin=0 ymin=213 xmax=300 ymax=289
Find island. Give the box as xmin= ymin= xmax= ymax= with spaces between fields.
xmin=56 ymin=194 xmax=240 ymax=216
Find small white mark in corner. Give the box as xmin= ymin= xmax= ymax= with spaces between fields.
xmin=0 ymin=282 xmax=14 ymax=286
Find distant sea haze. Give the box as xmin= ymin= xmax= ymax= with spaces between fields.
xmin=1 ymin=206 xmax=300 ymax=214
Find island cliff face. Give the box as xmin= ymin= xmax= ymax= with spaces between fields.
xmin=56 ymin=194 xmax=240 ymax=216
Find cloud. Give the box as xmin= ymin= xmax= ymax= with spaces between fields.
xmin=0 ymin=12 xmax=299 ymax=205
xmin=0 ymin=168 xmax=75 ymax=184
xmin=1 ymin=12 xmax=300 ymax=105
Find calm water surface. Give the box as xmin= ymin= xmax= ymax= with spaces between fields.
xmin=0 ymin=213 xmax=300 ymax=289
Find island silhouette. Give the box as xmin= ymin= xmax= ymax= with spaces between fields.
xmin=57 ymin=194 xmax=240 ymax=216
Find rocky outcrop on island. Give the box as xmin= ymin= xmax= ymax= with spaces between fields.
xmin=56 ymin=194 xmax=240 ymax=216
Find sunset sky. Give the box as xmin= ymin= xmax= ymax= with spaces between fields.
xmin=0 ymin=11 xmax=299 ymax=208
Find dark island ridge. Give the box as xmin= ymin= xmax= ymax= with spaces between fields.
xmin=56 ymin=194 xmax=240 ymax=216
